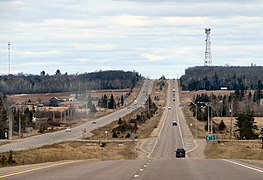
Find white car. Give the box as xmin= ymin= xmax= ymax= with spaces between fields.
xmin=65 ymin=127 xmax=71 ymax=132
xmin=91 ymin=120 xmax=96 ymax=124
xmin=168 ymin=107 xmax=171 ymax=110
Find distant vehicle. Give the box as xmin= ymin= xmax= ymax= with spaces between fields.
xmin=91 ymin=120 xmax=96 ymax=124
xmin=176 ymin=148 xmax=186 ymax=158
xmin=172 ymin=120 xmax=177 ymax=126
xmin=168 ymin=107 xmax=171 ymax=110
xmin=134 ymin=99 xmax=137 ymax=105
xmin=173 ymin=88 xmax=175 ymax=92
xmin=173 ymin=99 xmax=175 ymax=101
xmin=36 ymin=103 xmax=44 ymax=107
xmin=65 ymin=127 xmax=71 ymax=132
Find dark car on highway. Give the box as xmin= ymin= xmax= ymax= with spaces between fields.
xmin=172 ymin=120 xmax=177 ymax=126
xmin=176 ymin=148 xmax=186 ymax=158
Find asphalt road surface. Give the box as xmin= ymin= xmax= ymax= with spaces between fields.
xmin=1 ymin=79 xmax=262 ymax=180
xmin=0 ymin=79 xmax=154 ymax=153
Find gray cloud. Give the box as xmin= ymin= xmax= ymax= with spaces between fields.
xmin=0 ymin=0 xmax=263 ymax=78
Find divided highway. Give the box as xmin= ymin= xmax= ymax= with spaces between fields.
xmin=0 ymin=79 xmax=154 ymax=153
xmin=1 ymin=79 xmax=262 ymax=180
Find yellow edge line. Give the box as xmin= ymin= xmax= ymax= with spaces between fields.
xmin=0 ymin=161 xmax=74 ymax=179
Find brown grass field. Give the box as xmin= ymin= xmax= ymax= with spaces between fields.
xmin=205 ymin=141 xmax=263 ymax=160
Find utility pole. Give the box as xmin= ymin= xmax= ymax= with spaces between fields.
xmin=210 ymin=104 xmax=213 ymax=135
xmin=8 ymin=105 xmax=13 ymax=141
xmin=18 ymin=109 xmax=21 ymax=138
xmin=230 ymin=103 xmax=233 ymax=140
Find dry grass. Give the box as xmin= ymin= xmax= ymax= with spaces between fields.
xmin=205 ymin=141 xmax=263 ymax=160
xmin=0 ymin=141 xmax=136 ymax=166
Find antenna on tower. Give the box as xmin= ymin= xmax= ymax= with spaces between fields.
xmin=8 ymin=42 xmax=10 ymax=74
xmin=204 ymin=28 xmax=212 ymax=66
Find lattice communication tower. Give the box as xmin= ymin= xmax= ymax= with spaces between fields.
xmin=204 ymin=28 xmax=212 ymax=66
xmin=8 ymin=42 xmax=10 ymax=74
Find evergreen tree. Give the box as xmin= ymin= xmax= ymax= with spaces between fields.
xmin=0 ymin=96 xmax=8 ymax=139
xmin=120 ymin=95 xmax=124 ymax=106
xmin=102 ymin=95 xmax=108 ymax=108
xmin=87 ymin=94 xmax=92 ymax=108
xmin=108 ymin=94 xmax=115 ymax=109
xmin=98 ymin=95 xmax=108 ymax=108
xmin=90 ymin=103 xmax=97 ymax=113
xmin=218 ymin=120 xmax=226 ymax=131
xmin=97 ymin=99 xmax=101 ymax=107
xmin=235 ymin=113 xmax=258 ymax=139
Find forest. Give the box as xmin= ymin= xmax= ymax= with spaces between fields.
xmin=0 ymin=70 xmax=141 ymax=94
xmin=180 ymin=66 xmax=263 ymax=91
xmin=190 ymin=91 xmax=262 ymax=139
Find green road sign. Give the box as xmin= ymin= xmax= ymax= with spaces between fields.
xmin=205 ymin=134 xmax=216 ymax=141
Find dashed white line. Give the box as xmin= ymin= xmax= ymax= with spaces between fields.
xmin=134 ymin=174 xmax=139 ymax=178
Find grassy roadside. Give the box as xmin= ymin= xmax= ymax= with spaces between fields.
xmin=0 ymin=79 xmax=167 ymax=167
xmin=0 ymin=141 xmax=136 ymax=167
xmin=205 ymin=141 xmax=263 ymax=160
xmin=180 ymin=91 xmax=206 ymax=139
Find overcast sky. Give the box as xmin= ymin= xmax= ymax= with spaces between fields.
xmin=0 ymin=0 xmax=263 ymax=78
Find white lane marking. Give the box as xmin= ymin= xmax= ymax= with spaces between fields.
xmin=148 ymin=105 xmax=169 ymax=158
xmin=158 ymin=108 xmax=168 ymax=137
xmin=176 ymin=104 xmax=185 ymax=149
xmin=139 ymin=140 xmax=151 ymax=155
xmin=186 ymin=143 xmax=197 ymax=154
xmin=134 ymin=174 xmax=139 ymax=178
xmin=223 ymin=159 xmax=263 ymax=173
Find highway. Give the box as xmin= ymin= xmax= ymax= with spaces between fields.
xmin=0 ymin=79 xmax=154 ymax=153
xmin=0 ymin=79 xmax=262 ymax=180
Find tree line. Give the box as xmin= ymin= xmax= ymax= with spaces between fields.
xmin=0 ymin=70 xmax=141 ymax=94
xmin=180 ymin=66 xmax=263 ymax=90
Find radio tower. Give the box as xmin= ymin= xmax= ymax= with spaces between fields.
xmin=8 ymin=42 xmax=10 ymax=74
xmin=204 ymin=28 xmax=212 ymax=66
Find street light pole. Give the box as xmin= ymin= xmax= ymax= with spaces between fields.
xmin=210 ymin=104 xmax=213 ymax=135
xmin=207 ymin=104 xmax=210 ymax=134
